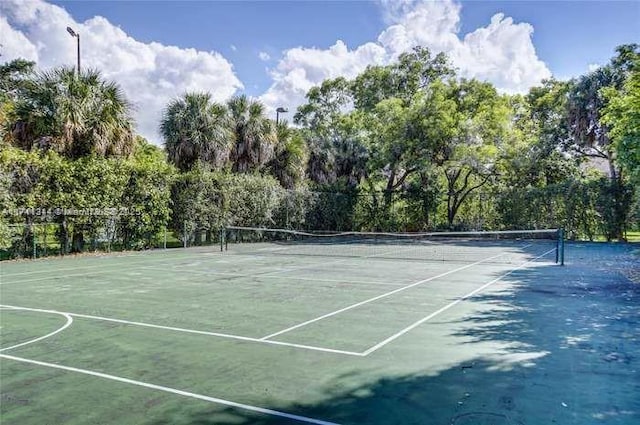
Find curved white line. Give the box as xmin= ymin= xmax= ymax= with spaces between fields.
xmin=0 ymin=307 xmax=73 ymax=352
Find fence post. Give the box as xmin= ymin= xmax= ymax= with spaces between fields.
xmin=183 ymin=222 xmax=187 ymax=248
xmin=44 ymin=224 xmax=48 ymax=257
xmin=32 ymin=224 xmax=36 ymax=259
xmin=163 ymin=228 xmax=167 ymax=249
xmin=559 ymin=228 xmax=565 ymax=266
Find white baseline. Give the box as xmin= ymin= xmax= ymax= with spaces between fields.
xmin=0 ymin=353 xmax=338 ymax=425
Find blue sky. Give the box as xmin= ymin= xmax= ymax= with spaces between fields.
xmin=48 ymin=0 xmax=639 ymax=95
xmin=2 ymin=0 xmax=638 ymax=143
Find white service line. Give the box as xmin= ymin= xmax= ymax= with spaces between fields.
xmin=259 ymin=249 xmax=516 ymax=341
xmin=0 ymin=307 xmax=73 ymax=352
xmin=225 ymin=245 xmax=406 ymax=280
xmin=0 ymin=353 xmax=339 ymax=425
xmin=0 ymin=250 xmax=225 ymax=279
xmin=361 ymin=247 xmax=557 ymax=355
xmin=0 ymin=305 xmax=363 ymax=357
xmin=1 ymin=257 xmax=260 ymax=285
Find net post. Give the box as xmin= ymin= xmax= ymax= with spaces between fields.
xmin=163 ymin=228 xmax=167 ymax=250
xmin=557 ymin=228 xmax=565 ymax=266
xmin=219 ymin=227 xmax=225 ymax=252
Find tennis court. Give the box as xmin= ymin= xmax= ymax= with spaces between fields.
xmin=1 ymin=230 xmax=638 ymax=424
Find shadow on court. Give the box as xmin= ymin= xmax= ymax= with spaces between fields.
xmin=149 ymin=243 xmax=640 ymax=425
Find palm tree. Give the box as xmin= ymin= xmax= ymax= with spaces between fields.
xmin=161 ymin=92 xmax=232 ymax=172
xmin=305 ymin=132 xmax=368 ymax=188
xmin=227 ymin=95 xmax=276 ymax=172
xmin=8 ymin=67 xmax=134 ymax=158
xmin=267 ymin=122 xmax=308 ymax=189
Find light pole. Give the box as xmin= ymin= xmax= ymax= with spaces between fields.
xmin=276 ymin=107 xmax=288 ymax=125
xmin=66 ymin=26 xmax=80 ymax=74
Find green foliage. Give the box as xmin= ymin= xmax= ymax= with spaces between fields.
xmin=223 ymin=173 xmax=283 ymax=227
xmin=169 ymin=170 xmax=284 ymax=244
xmin=305 ymin=183 xmax=359 ymax=231
xmin=227 ymin=95 xmax=277 ymax=173
xmin=294 ymin=77 xmax=352 ymax=133
xmin=0 ymin=59 xmax=36 ymax=100
xmin=0 ymin=168 xmax=14 ymax=250
xmin=8 ymin=67 xmax=135 ymax=158
xmin=403 ymin=170 xmax=441 ymax=231
xmin=351 ymin=46 xmax=454 ymax=110
xmin=169 ymin=167 xmax=223 ymax=244
xmin=119 ymin=139 xmax=175 ymax=248
xmin=601 ymin=52 xmax=640 ymax=186
xmin=3 ymin=44 xmax=639 ymax=259
xmin=302 ymin=114 xmax=369 ymax=188
xmin=267 ymin=124 xmax=308 ymax=189
xmin=0 ymin=59 xmax=36 ymax=142
xmin=496 ymin=174 xmax=634 ymax=240
xmin=0 ymin=142 xmax=173 ymax=257
xmin=161 ymin=92 xmax=232 ymax=172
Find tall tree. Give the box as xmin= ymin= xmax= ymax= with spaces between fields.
xmin=0 ymin=59 xmax=35 ymax=143
xmin=295 ymin=78 xmax=366 ymax=187
xmin=161 ymin=92 xmax=231 ymax=172
xmin=7 ymin=67 xmax=135 ymax=158
xmin=565 ymin=44 xmax=639 ymax=239
xmin=0 ymin=59 xmax=35 ymax=102
xmin=351 ymin=46 xmax=454 ymax=111
xmin=294 ymin=77 xmax=352 ymax=133
xmin=438 ymin=79 xmax=511 ymax=227
xmin=363 ymin=86 xmax=455 ymax=208
xmin=514 ymin=79 xmax=578 ymax=186
xmin=565 ymin=44 xmax=640 ymax=179
xmin=601 ymin=51 xmax=640 ymax=187
xmin=267 ymin=122 xmax=308 ymax=189
xmin=227 ymin=95 xmax=276 ymax=172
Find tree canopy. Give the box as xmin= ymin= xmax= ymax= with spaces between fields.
xmin=1 ymin=43 xmax=639 ymax=258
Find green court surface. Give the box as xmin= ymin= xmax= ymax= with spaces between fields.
xmin=1 ymin=241 xmax=638 ymax=424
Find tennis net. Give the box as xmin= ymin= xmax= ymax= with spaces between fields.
xmin=222 ymin=226 xmax=565 ymax=265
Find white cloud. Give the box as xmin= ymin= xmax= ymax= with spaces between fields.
xmin=258 ymin=51 xmax=271 ymax=61
xmin=588 ymin=63 xmax=600 ymax=72
xmin=0 ymin=0 xmax=243 ymax=144
xmin=260 ymin=40 xmax=387 ymax=116
xmin=0 ymin=15 xmax=39 ymax=61
xmin=261 ymin=0 xmax=551 ymax=114
xmin=230 ymin=44 xmax=237 ymax=52
xmin=1 ymin=0 xmax=553 ymax=141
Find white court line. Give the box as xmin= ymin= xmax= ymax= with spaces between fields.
xmin=0 ymin=305 xmax=364 ymax=357
xmin=259 ymin=248 xmax=522 ymax=341
xmin=0 ymin=353 xmax=338 ymax=425
xmin=224 ymin=245 xmax=405 ymax=279
xmin=0 ymin=250 xmax=227 ymax=279
xmin=361 ymin=247 xmax=557 ymax=356
xmin=0 ymin=307 xmax=73 ymax=352
xmin=0 ymin=250 xmax=350 ymax=285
